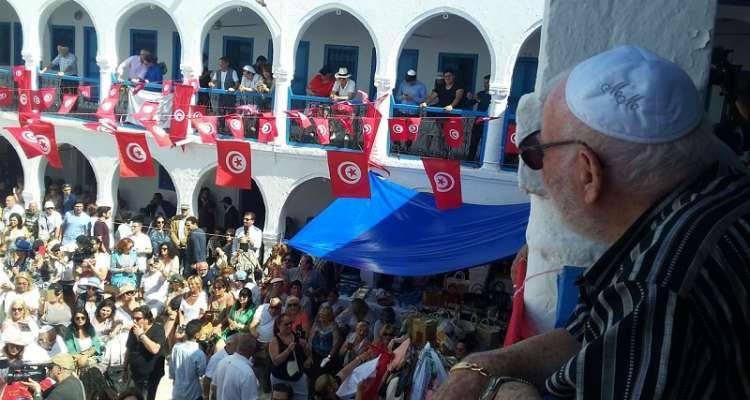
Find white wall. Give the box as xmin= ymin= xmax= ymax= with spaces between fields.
xmin=42 ymin=1 xmax=95 ymax=72
xmin=116 ymin=6 xmax=179 ymax=79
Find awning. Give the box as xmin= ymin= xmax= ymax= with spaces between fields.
xmin=288 ymin=173 xmax=529 ymax=276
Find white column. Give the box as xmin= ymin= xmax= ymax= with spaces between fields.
xmin=97 ymin=58 xmax=113 ymax=101
xmin=272 ymin=66 xmax=291 ymax=146
xmin=481 ymin=84 xmax=509 ymax=167
xmin=21 ymin=157 xmax=43 ymax=205
xmin=22 ymin=52 xmax=41 ymax=90
xmin=371 ymin=75 xmax=393 ymax=162
xmin=170 ymin=168 xmax=202 ymax=216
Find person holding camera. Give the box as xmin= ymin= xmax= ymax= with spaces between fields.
xmin=232 ymin=212 xmax=262 ymax=259
xmin=22 ymin=353 xmax=85 ymax=400
xmin=269 ymin=312 xmax=313 ymax=400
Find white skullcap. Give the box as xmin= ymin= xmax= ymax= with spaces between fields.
xmin=565 ymin=45 xmax=702 ymax=144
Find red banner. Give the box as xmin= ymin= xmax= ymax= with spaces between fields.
xmin=388 ymin=118 xmax=407 ymax=142
xmin=443 ymin=117 xmax=465 ymax=149
xmin=0 ymin=87 xmax=12 ymax=106
xmin=257 ymin=116 xmax=278 ymax=144
xmin=18 ymin=110 xmax=41 ymax=126
xmin=406 ymin=117 xmax=421 ymax=141
xmin=115 ymin=131 xmax=155 ymax=178
xmin=133 ymin=101 xmax=160 ymax=125
xmin=216 ymin=139 xmax=252 ymax=189
xmin=58 ymin=94 xmax=78 ymax=114
xmin=108 ymin=83 xmax=123 ymax=99
xmin=12 ymin=66 xmax=26 ymax=83
xmin=96 ymin=97 xmax=118 ymax=124
xmin=225 ymin=114 xmax=245 ymax=139
xmin=334 ymin=115 xmax=354 ymax=135
xmin=78 ymin=85 xmax=91 ymax=99
xmin=5 ymin=126 xmax=44 ymax=158
xmin=189 ymin=104 xmax=206 ymax=123
xmin=327 ymin=151 xmax=370 ymax=198
xmin=30 ymin=121 xmax=62 ymax=169
xmin=504 ymin=121 xmax=519 ymax=155
xmin=421 ymin=158 xmax=462 ymax=210
xmin=194 ymin=116 xmax=218 ymax=144
xmin=171 ymin=84 xmax=194 ymax=141
xmin=285 ymin=110 xmax=312 ymax=129
xmin=142 ymin=121 xmax=173 ymax=148
xmin=40 ymin=87 xmax=56 ymax=110
xmin=361 ymin=117 xmax=379 ymax=157
xmin=313 ymin=117 xmax=330 ymax=145
xmin=161 ymin=80 xmax=172 ymax=95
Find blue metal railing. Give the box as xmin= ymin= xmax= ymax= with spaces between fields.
xmin=287 ymin=89 xmax=368 ymax=150
xmin=38 ymin=71 xmax=100 ymax=119
xmin=390 ymin=101 xmax=488 ymax=165
xmin=196 ymin=87 xmax=274 ymax=140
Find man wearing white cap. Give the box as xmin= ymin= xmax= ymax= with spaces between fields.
xmin=38 ymin=200 xmax=63 ymax=241
xmin=330 ymin=67 xmax=357 ymax=101
xmin=396 ymin=69 xmax=427 ymax=108
xmin=434 ymin=46 xmax=750 ymax=399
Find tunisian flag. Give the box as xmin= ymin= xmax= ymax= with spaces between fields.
xmin=108 ymin=83 xmax=123 ymax=99
xmin=58 ymin=94 xmax=78 ymax=114
xmin=171 ymin=84 xmax=194 ymax=141
xmin=361 ymin=117 xmax=380 ymax=156
xmin=35 ymin=87 xmax=56 ymax=110
xmin=133 ymin=101 xmax=160 ymax=125
xmin=257 ymin=116 xmax=278 ymax=144
xmin=115 ymin=131 xmax=155 ymax=178
xmin=161 ymin=80 xmax=173 ymax=95
xmin=194 ymin=116 xmax=218 ymax=144
xmin=388 ymin=118 xmax=407 ymax=142
xmin=5 ymin=126 xmax=44 ymax=158
xmin=421 ymin=158 xmax=462 ymax=210
xmin=142 ymin=121 xmax=173 ymax=148
xmin=505 ymin=121 xmax=519 ymax=155
xmin=504 ymin=248 xmax=534 ymax=346
xmin=443 ymin=117 xmax=465 ymax=149
xmin=216 ymin=139 xmax=252 ymax=189
xmin=285 ymin=110 xmax=312 ymax=129
xmin=29 ymin=121 xmax=62 ymax=169
xmin=78 ymin=85 xmax=91 ymax=99
xmin=225 ymin=114 xmax=245 ymax=139
xmin=327 ymin=151 xmax=370 ymax=198
xmin=406 ymin=117 xmax=421 ymax=141
xmin=96 ymin=97 xmax=118 ymax=123
xmin=313 ymin=118 xmax=330 ymax=145
xmin=0 ymin=87 xmax=12 ymax=106
xmin=12 ymin=66 xmax=26 ymax=84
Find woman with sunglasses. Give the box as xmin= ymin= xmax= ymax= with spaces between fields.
xmin=179 ymin=276 xmax=208 ymax=328
xmin=74 ymin=277 xmax=104 ymax=321
xmin=284 ymin=295 xmax=311 ymax=339
xmin=91 ymin=299 xmax=122 ymax=341
xmin=218 ymin=287 xmax=256 ymax=346
xmin=115 ymin=283 xmax=142 ymax=329
xmin=2 ymin=299 xmax=40 ymax=337
xmin=204 ymin=276 xmax=234 ymax=347
xmin=63 ymin=308 xmax=103 ymax=370
xmin=269 ymin=312 xmax=313 ymax=400
xmin=154 ymin=241 xmax=179 ymax=277
xmin=148 ymin=217 xmax=170 ymax=257
xmin=310 ymin=305 xmax=341 ymax=379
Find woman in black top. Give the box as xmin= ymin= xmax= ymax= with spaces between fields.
xmin=269 ymin=313 xmax=313 ymax=400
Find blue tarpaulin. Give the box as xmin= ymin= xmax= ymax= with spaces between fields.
xmin=287 ymin=173 xmax=530 ymax=276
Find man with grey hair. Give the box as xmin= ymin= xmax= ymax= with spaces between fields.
xmin=213 ymin=333 xmax=259 ymax=400
xmin=434 ymin=46 xmax=750 ymax=399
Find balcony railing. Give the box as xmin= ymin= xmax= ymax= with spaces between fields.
xmin=287 ymin=90 xmax=367 ymax=150
xmin=197 ymin=87 xmax=274 ymax=140
xmin=38 ymin=72 xmax=100 ymax=120
xmin=0 ymin=67 xmax=17 ymax=112
xmin=390 ymin=102 xmax=488 ymax=165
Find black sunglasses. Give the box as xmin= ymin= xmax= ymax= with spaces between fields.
xmin=518 ymin=130 xmax=589 ymax=170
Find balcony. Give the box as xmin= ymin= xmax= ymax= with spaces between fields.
xmin=287 ymin=90 xmax=368 ymax=150
xmin=38 ymin=72 xmax=99 ymax=120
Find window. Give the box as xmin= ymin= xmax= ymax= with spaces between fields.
xmin=50 ymin=25 xmax=75 ymax=60
xmin=172 ymin=32 xmax=181 ymax=81
xmin=438 ymin=52 xmax=478 ymax=94
xmin=0 ymin=23 xmax=10 ymax=66
xmin=324 ymin=44 xmax=358 ymax=81
xmin=130 ymin=29 xmax=157 ymax=56
xmin=222 ymin=36 xmax=253 ymax=73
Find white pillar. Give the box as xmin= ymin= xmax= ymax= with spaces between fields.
xmin=481 ymin=84 xmax=509 ymax=167
xmin=97 ymin=58 xmax=113 ymax=101
xmin=272 ymin=66 xmax=291 ymax=146
xmin=22 ymin=52 xmax=41 ymax=90
xmin=21 ymin=157 xmax=43 ymax=205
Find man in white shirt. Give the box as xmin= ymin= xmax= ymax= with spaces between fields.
xmin=2 ymin=195 xmax=25 ymax=225
xmin=117 ymin=49 xmax=151 ymax=81
xmin=205 ymin=333 xmax=240 ymax=399
xmin=42 ymin=44 xmax=78 ymax=76
xmin=128 ymin=220 xmax=152 ymax=274
xmin=170 ymin=320 xmax=207 ymax=400
xmin=330 ymin=67 xmax=357 ymax=101
xmin=232 ymin=212 xmax=262 ymax=258
xmin=213 ymin=334 xmax=259 ymax=400
xmin=38 ymin=201 xmax=63 ymax=241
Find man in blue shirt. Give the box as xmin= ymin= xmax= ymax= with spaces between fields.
xmin=396 ymin=69 xmax=427 ymax=110
xmin=61 ymin=183 xmax=77 ymax=215
xmin=61 ymin=201 xmax=91 ymax=247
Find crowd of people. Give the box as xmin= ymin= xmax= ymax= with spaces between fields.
xmin=0 ymin=181 xmax=474 ymax=400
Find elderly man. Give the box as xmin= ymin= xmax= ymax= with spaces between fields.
xmin=23 ymin=353 xmax=85 ymax=399
xmin=213 ymin=333 xmax=259 ymax=400
xmin=2 ymin=195 xmax=24 ymax=225
xmin=42 ymin=43 xmax=78 ymax=76
xmin=117 ymin=49 xmax=151 ymax=81
xmin=434 ymin=46 xmax=750 ymax=399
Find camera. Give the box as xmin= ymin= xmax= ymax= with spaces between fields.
xmin=71 ymin=235 xmax=95 ymax=265
xmin=0 ymin=359 xmax=48 ymax=384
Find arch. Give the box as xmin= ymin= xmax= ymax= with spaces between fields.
xmin=41 ymin=142 xmax=98 ymax=204
xmin=114 ymin=158 xmax=178 ymax=223
xmin=390 ymin=7 xmax=497 ymax=82
xmin=37 ymin=0 xmax=100 ymax=79
xmin=294 ymin=3 xmax=380 ymax=57
xmin=38 ymin=0 xmax=102 ymax=41
xmin=279 ymin=175 xmax=334 ymax=239
xmin=503 ymin=20 xmax=542 ymax=91
xmin=113 ymin=2 xmax=184 ymax=73
xmin=0 ymin=135 xmax=25 ymax=197
xmin=193 ymin=167 xmax=268 ymax=232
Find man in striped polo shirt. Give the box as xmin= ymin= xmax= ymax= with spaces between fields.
xmin=434 ymin=46 xmax=750 ymax=400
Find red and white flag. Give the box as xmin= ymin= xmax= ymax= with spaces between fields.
xmin=133 ymin=101 xmax=160 ymax=125
xmin=361 ymin=117 xmax=380 ymax=156
xmin=96 ymin=97 xmax=118 ymax=123
xmin=504 ymin=121 xmax=519 ymax=155
xmin=333 ymin=115 xmax=354 ymax=135
xmin=5 ymin=126 xmax=44 ymax=158
xmin=78 ymin=85 xmax=91 ymax=99
xmin=12 ymin=66 xmax=26 ymax=83
xmin=327 ymin=151 xmax=370 ymax=198
xmin=0 ymin=87 xmax=12 ymax=107
xmin=189 ymin=104 xmax=206 ymax=122
xmin=108 ymin=83 xmax=123 ymax=99
xmin=257 ymin=116 xmax=278 ymax=144
xmin=236 ymin=104 xmax=259 ymax=115
xmin=187 ymin=79 xmax=200 ymax=92
xmin=406 ymin=117 xmax=421 ymax=141
xmin=216 ymin=139 xmax=252 ymax=189
xmin=18 ymin=110 xmax=41 ymax=126
xmin=388 ymin=118 xmax=407 ymax=142
xmin=30 ymin=91 xmax=43 ymax=111
xmin=29 ymin=121 xmax=62 ymax=169
xmin=422 ymin=158 xmax=462 ymax=210
xmin=225 ymin=115 xmax=245 ymax=139
xmin=161 ymin=80 xmax=173 ymax=95
xmin=365 ymin=102 xmax=382 ymax=119
xmin=58 ymin=94 xmax=78 ymax=114
xmin=194 ymin=116 xmax=218 ymax=144
xmin=285 ymin=110 xmax=312 ymax=129
xmin=443 ymin=117 xmax=465 ymax=149
xmin=115 ymin=131 xmax=155 ymax=178
xmin=40 ymin=87 xmax=57 ymax=110
xmin=313 ymin=117 xmax=330 ymax=145
xmin=142 ymin=121 xmax=173 ymax=148
xmin=171 ymin=84 xmax=194 ymax=142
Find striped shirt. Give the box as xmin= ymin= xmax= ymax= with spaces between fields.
xmin=545 ymin=163 xmax=750 ymax=399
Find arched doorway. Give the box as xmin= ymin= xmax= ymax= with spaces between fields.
xmin=393 ymin=13 xmax=493 ymax=162
xmin=115 ymin=160 xmax=177 ymax=226
xmin=194 ymin=168 xmax=266 ymax=236
xmin=43 ymin=143 xmax=97 ymax=208
xmin=289 ymin=10 xmax=377 ymax=148
xmin=280 ymin=177 xmax=334 ymax=239
xmin=0 ymin=1 xmax=22 ymax=71
xmin=0 ymin=136 xmax=23 ymax=199
xmin=116 ymin=4 xmax=181 ymax=82
xmin=40 ymin=1 xmax=99 ymax=88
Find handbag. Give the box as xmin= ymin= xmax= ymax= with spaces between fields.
xmin=286 ymin=345 xmax=300 ymax=377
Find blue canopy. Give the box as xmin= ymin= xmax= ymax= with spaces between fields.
xmin=288 ymin=173 xmax=529 ymax=276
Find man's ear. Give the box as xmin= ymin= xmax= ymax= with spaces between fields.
xmin=577 ymin=148 xmax=604 ymax=204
